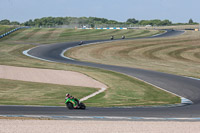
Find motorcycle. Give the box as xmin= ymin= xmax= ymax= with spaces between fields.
xmin=79 ymin=41 xmax=83 ymax=45
xmin=122 ymin=36 xmax=125 ymax=39
xmin=65 ymin=97 xmax=86 ymax=110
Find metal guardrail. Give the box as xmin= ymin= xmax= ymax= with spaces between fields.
xmin=0 ymin=26 xmax=30 ymax=39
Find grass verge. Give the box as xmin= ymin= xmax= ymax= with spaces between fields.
xmin=0 ymin=25 xmax=16 ymax=35
xmin=0 ymin=78 xmax=97 ymax=106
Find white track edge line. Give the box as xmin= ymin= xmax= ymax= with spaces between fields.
xmin=1 ymin=115 xmax=200 ymax=121
xmin=80 ymin=88 xmax=107 ymax=101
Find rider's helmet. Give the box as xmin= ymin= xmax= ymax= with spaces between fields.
xmin=66 ymin=93 xmax=70 ymax=97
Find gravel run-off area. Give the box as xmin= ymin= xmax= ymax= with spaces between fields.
xmin=1 ymin=119 xmax=200 ymax=133
xmin=0 ymin=65 xmax=107 ymax=89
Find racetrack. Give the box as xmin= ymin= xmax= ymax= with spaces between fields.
xmin=1 ymin=30 xmax=200 ymax=120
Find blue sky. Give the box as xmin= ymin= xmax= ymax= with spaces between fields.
xmin=0 ymin=0 xmax=199 ymax=23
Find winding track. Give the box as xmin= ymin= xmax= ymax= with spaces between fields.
xmin=1 ymin=30 xmax=200 ymax=119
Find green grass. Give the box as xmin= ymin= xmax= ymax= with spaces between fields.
xmin=1 ymin=28 xmax=163 ymax=44
xmin=39 ymin=28 xmax=56 ymax=41
xmin=19 ymin=29 xmax=42 ymax=40
xmin=0 ymin=78 xmax=98 ymax=106
xmin=0 ymin=28 xmax=180 ymax=107
xmin=0 ymin=25 xmax=16 ymax=35
xmin=84 ymin=70 xmax=180 ymax=107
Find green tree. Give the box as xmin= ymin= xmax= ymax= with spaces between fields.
xmin=0 ymin=19 xmax=10 ymax=25
xmin=10 ymin=21 xmax=20 ymax=25
xmin=189 ymin=19 xmax=194 ymax=24
xmin=139 ymin=20 xmax=151 ymax=25
xmin=106 ymin=20 xmax=119 ymax=24
xmin=126 ymin=18 xmax=139 ymax=24
xmin=54 ymin=17 xmax=64 ymax=25
xmin=160 ymin=19 xmax=172 ymax=26
xmin=34 ymin=19 xmax=42 ymax=27
xmin=24 ymin=19 xmax=34 ymax=26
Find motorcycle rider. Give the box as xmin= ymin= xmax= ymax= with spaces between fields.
xmin=79 ymin=41 xmax=83 ymax=45
xmin=65 ymin=93 xmax=80 ymax=108
xmin=65 ymin=93 xmax=71 ymax=100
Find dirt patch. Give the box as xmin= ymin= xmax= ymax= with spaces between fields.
xmin=0 ymin=119 xmax=200 ymax=133
xmin=0 ymin=65 xmax=107 ymax=88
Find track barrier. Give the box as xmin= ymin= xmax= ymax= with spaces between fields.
xmin=0 ymin=26 xmax=30 ymax=39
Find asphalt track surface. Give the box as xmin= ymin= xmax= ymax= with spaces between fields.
xmin=1 ymin=30 xmax=200 ymax=119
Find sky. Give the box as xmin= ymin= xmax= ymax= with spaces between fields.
xmin=0 ymin=0 xmax=199 ymax=23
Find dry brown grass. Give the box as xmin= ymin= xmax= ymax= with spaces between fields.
xmin=67 ymin=31 xmax=200 ymax=78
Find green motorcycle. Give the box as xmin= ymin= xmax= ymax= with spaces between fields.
xmin=65 ymin=97 xmax=86 ymax=110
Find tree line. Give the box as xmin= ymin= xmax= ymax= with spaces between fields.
xmin=0 ymin=17 xmax=198 ymax=27
xmin=0 ymin=19 xmax=20 ymax=25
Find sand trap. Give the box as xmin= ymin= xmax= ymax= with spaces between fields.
xmin=0 ymin=65 xmax=107 ymax=88
xmin=1 ymin=119 xmax=200 ymax=133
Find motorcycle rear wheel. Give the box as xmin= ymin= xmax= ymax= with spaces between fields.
xmin=80 ymin=103 xmax=86 ymax=110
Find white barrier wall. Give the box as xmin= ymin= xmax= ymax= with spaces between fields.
xmin=96 ymin=27 xmax=128 ymax=29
